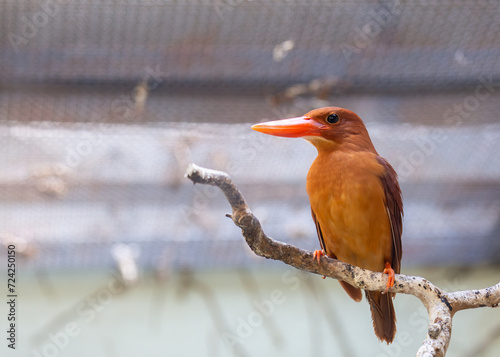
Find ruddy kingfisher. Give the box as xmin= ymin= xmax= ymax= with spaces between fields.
xmin=252 ymin=106 xmax=403 ymax=343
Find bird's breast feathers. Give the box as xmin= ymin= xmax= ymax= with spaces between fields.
xmin=306 ymin=151 xmax=393 ymax=271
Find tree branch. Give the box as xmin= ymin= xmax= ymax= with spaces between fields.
xmin=185 ymin=163 xmax=500 ymax=357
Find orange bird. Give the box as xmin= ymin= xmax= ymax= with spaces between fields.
xmin=252 ymin=107 xmax=403 ymax=343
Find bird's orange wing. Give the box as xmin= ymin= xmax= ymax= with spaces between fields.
xmin=376 ymin=157 xmax=403 ymax=275
xmin=310 ymin=208 xmax=327 ymax=255
xmin=364 ymin=157 xmax=402 ymax=343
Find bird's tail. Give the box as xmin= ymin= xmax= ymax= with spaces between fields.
xmin=366 ymin=290 xmax=396 ymax=343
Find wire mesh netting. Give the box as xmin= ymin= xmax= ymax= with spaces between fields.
xmin=1 ymin=0 xmax=500 ymax=271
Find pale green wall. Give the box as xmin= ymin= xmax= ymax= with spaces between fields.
xmin=2 ymin=266 xmax=499 ymax=357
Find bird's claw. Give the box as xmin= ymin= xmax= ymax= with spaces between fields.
xmin=383 ymin=261 xmax=395 ymax=294
xmin=313 ymin=249 xmax=325 ymax=264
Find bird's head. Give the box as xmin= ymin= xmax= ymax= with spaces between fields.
xmin=252 ymin=106 xmax=376 ymax=153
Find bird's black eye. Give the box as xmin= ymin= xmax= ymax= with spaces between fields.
xmin=326 ymin=113 xmax=340 ymax=124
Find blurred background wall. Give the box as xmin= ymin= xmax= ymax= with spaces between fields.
xmin=0 ymin=1 xmax=499 ymax=356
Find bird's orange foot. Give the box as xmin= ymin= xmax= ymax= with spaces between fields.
xmin=313 ymin=250 xmax=326 ymax=279
xmin=383 ymin=261 xmax=395 ymax=294
xmin=313 ymin=250 xmax=325 ymax=264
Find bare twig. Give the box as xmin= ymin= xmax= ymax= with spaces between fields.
xmin=185 ymin=164 xmax=500 ymax=357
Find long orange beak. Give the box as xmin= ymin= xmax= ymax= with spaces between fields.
xmin=251 ymin=116 xmax=324 ymax=138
